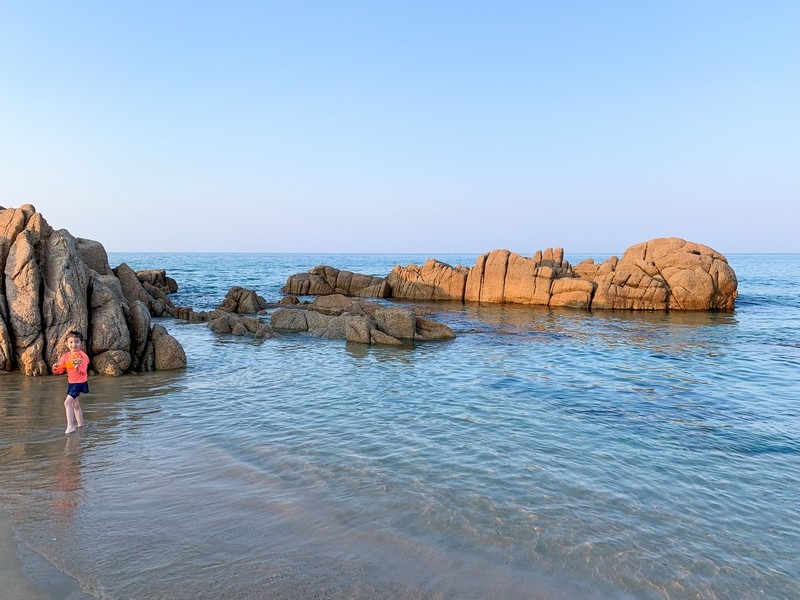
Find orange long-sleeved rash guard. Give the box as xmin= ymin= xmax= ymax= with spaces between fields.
xmin=53 ymin=350 xmax=90 ymax=383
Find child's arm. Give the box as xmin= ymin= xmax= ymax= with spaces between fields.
xmin=52 ymin=354 xmax=66 ymax=374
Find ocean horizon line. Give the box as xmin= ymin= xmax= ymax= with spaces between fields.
xmin=107 ymin=250 xmax=800 ymax=256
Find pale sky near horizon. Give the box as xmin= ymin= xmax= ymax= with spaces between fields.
xmin=1 ymin=1 xmax=798 ymax=254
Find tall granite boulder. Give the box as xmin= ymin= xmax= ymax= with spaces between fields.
xmin=128 ymin=300 xmax=152 ymax=372
xmin=0 ymin=205 xmax=186 ymax=375
xmin=40 ymin=230 xmax=92 ymax=371
xmin=88 ymin=272 xmax=132 ymax=376
xmin=0 ymin=206 xmax=33 ymax=371
xmin=4 ymin=210 xmax=57 ymax=375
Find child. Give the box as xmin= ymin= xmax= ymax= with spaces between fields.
xmin=52 ymin=330 xmax=90 ymax=434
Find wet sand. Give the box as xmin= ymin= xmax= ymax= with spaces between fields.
xmin=0 ymin=509 xmax=90 ymax=600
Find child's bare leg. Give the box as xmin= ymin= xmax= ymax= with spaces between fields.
xmin=64 ymin=396 xmax=76 ymax=434
xmin=74 ymin=398 xmax=84 ymax=427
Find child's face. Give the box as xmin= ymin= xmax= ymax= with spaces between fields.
xmin=66 ymin=336 xmax=83 ymax=352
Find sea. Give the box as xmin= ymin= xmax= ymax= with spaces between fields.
xmin=0 ymin=252 xmax=798 ymax=600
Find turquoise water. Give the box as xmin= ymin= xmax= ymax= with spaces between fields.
xmin=0 ymin=253 xmax=798 ymax=599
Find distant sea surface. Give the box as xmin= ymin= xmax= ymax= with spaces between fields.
xmin=1 ymin=252 xmax=798 ymax=599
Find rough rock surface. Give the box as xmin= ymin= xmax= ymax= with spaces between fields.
xmin=577 ymin=239 xmax=738 ymax=310
xmin=151 ymin=324 xmax=187 ymax=370
xmin=136 ymin=269 xmax=178 ymax=295
xmin=282 ymin=265 xmax=390 ymax=298
xmin=1 ymin=205 xmax=186 ymax=375
xmin=384 ymin=238 xmax=737 ymax=311
xmin=88 ymin=272 xmax=132 ymax=376
xmin=78 ymin=238 xmax=113 ymax=276
xmin=270 ymin=294 xmax=455 ymax=345
xmin=217 ymin=286 xmax=268 ymax=314
xmin=375 ymin=307 xmax=416 ymax=339
xmin=208 ymin=311 xmax=274 ymax=339
xmin=386 ymin=258 xmax=470 ymax=301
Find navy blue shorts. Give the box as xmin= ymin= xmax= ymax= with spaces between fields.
xmin=67 ymin=382 xmax=90 ymax=399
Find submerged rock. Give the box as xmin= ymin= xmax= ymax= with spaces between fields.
xmin=208 ymin=311 xmax=274 ymax=339
xmin=270 ymin=294 xmax=455 ymax=346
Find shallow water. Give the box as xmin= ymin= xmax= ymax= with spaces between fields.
xmin=1 ymin=253 xmax=798 ymax=599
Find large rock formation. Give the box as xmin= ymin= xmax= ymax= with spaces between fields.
xmin=281 ymin=238 xmax=737 ymax=311
xmin=1 ymin=205 xmax=186 ymax=375
xmin=385 ymin=238 xmax=737 ymax=311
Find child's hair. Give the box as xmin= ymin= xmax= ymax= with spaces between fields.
xmin=67 ymin=330 xmax=84 ymax=342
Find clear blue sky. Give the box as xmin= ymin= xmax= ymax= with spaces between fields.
xmin=1 ymin=1 xmax=798 ymax=254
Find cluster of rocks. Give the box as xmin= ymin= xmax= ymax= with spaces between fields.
xmin=177 ymin=286 xmax=275 ymax=339
xmin=194 ymin=286 xmax=456 ymax=345
xmin=271 ymin=294 xmax=455 ymax=345
xmin=193 ymin=280 xmax=458 ymax=343
xmin=283 ymin=238 xmax=738 ymax=311
xmin=1 ymin=205 xmax=460 ymax=377
xmin=3 ymin=203 xmax=737 ymax=380
xmin=1 ymin=205 xmax=186 ymax=376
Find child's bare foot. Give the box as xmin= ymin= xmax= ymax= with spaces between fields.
xmin=65 ymin=426 xmax=76 ymax=434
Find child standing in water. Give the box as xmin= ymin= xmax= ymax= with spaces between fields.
xmin=52 ymin=331 xmax=90 ymax=434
